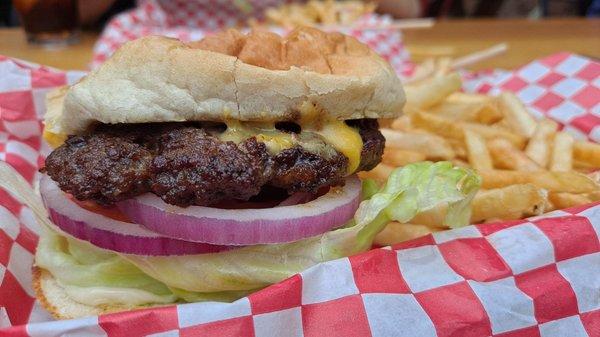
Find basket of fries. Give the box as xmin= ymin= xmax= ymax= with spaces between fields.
xmin=361 ymin=58 xmax=600 ymax=245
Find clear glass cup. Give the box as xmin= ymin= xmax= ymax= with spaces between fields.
xmin=13 ymin=0 xmax=80 ymax=47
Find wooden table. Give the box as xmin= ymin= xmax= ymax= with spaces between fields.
xmin=0 ymin=18 xmax=598 ymax=71
xmin=404 ymin=18 xmax=600 ymax=70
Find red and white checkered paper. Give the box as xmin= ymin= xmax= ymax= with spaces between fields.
xmin=0 ymin=49 xmax=599 ymax=336
xmin=2 ymin=1 xmax=600 ymax=333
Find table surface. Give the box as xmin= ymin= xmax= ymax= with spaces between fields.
xmin=0 ymin=18 xmax=598 ymax=71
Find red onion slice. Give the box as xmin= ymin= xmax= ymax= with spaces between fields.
xmin=117 ymin=176 xmax=362 ymax=245
xmin=39 ymin=175 xmax=235 ymax=256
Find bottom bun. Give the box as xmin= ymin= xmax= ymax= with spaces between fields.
xmin=32 ymin=267 xmax=148 ymax=319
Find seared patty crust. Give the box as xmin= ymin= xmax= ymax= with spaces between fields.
xmin=43 ymin=120 xmax=384 ymax=207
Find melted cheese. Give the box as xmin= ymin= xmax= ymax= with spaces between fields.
xmin=43 ymin=129 xmax=67 ymax=149
xmin=311 ymin=120 xmax=363 ymax=173
xmin=300 ymin=102 xmax=363 ymax=174
xmin=42 ymin=104 xmax=364 ymax=175
xmin=219 ymin=120 xmax=296 ymax=154
xmin=219 ymin=116 xmax=363 ymax=174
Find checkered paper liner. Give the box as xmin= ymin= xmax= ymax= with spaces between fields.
xmin=1 ymin=33 xmax=600 ymax=337
xmin=90 ymin=0 xmax=414 ymax=76
xmin=463 ymin=53 xmax=600 ymax=143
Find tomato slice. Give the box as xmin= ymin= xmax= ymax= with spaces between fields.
xmin=68 ymin=195 xmax=133 ymax=223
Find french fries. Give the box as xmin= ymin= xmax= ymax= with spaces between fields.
xmin=370 ymin=57 xmax=600 ymax=246
xmin=411 ymin=184 xmax=548 ymax=227
xmin=381 ymin=128 xmax=455 ymax=159
xmin=462 ymin=122 xmax=527 ymax=149
xmin=549 ymin=192 xmax=593 ymax=210
xmin=263 ymin=0 xmax=375 ymax=28
xmin=404 ymin=73 xmax=462 ymax=110
xmin=412 ymin=111 xmax=465 ymax=140
xmin=479 ymin=170 xmax=599 ymax=193
xmin=382 ymin=148 xmax=426 ymax=167
xmin=574 ymin=141 xmax=600 ymax=167
xmin=390 ymin=115 xmax=412 ymax=131
xmin=447 ymin=139 xmax=468 ymax=159
xmin=374 ymin=222 xmax=441 ymax=247
xmin=488 ymin=138 xmax=541 ymax=171
xmin=464 ymin=130 xmax=493 ymax=171
xmin=550 ymin=132 xmax=574 ymax=172
xmin=498 ymin=92 xmax=538 ymax=137
xmin=470 ymin=184 xmax=548 ymax=222
xmin=430 ymin=97 xmax=503 ymax=124
xmin=358 ymin=163 xmax=394 ymax=182
xmin=525 ymin=119 xmax=558 ymax=167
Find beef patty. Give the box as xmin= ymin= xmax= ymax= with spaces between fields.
xmin=43 ymin=120 xmax=385 ymax=207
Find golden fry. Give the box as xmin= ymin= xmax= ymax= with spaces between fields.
xmin=462 ymin=122 xmax=527 ymax=149
xmin=549 ymin=192 xmax=592 ymax=209
xmin=390 ymin=115 xmax=413 ymax=132
xmin=479 ymin=170 xmax=599 ymax=193
xmin=549 ymin=132 xmax=574 ymax=172
xmin=410 ymin=204 xmax=447 ymax=228
xmin=381 ymin=128 xmax=455 ymax=159
xmin=434 ymin=57 xmax=452 ymax=77
xmin=498 ymin=92 xmax=538 ymax=137
xmin=525 ymin=119 xmax=558 ymax=167
xmin=411 ymin=184 xmax=548 ymax=226
xmin=358 ymin=163 xmax=394 ymax=182
xmin=264 ymin=0 xmax=375 ymax=27
xmin=588 ymin=190 xmax=600 ymax=201
xmin=382 ymin=148 xmax=426 ymax=167
xmin=450 ymin=159 xmax=470 ymax=168
xmin=488 ymin=138 xmax=541 ymax=171
xmin=411 ymin=111 xmax=465 ymax=140
xmin=447 ymin=139 xmax=467 ymax=159
xmin=574 ymin=141 xmax=600 ymax=168
xmin=429 ymin=100 xmax=502 ymax=124
xmin=464 ymin=130 xmax=493 ymax=171
xmin=574 ymin=160 xmax=599 ymax=175
xmin=470 ymin=184 xmax=548 ymax=223
xmin=405 ymin=58 xmax=435 ymax=84
xmin=404 ymin=73 xmax=462 ymax=109
xmin=447 ymin=92 xmax=492 ymax=104
xmin=589 ymin=171 xmax=600 ymax=186
xmin=374 ymin=222 xmax=441 ymax=247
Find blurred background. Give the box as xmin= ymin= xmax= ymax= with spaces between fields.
xmin=0 ymin=0 xmax=598 ymax=72
xmin=1 ymin=0 xmax=599 ymax=30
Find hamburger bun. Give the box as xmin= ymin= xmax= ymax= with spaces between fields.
xmin=33 ymin=267 xmax=171 ymax=319
xmin=46 ymin=27 xmax=405 ymax=135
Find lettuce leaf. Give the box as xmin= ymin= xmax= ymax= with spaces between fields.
xmin=355 ymin=161 xmax=480 ymax=247
xmin=35 ymin=228 xmax=173 ymax=296
xmin=32 ymin=162 xmax=480 ymax=304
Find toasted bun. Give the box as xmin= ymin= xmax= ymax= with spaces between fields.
xmin=47 ymin=27 xmax=405 ymax=135
xmin=33 ymin=267 xmax=145 ymax=319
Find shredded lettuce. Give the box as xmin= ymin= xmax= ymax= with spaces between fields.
xmin=34 ymin=162 xmax=480 ymax=305
xmin=361 ymin=178 xmax=380 ymax=200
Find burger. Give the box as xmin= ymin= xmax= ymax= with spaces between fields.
xmin=30 ymin=27 xmax=476 ymax=319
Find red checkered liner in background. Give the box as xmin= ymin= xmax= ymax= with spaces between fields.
xmin=463 ymin=53 xmax=600 ymax=143
xmin=90 ymin=0 xmax=414 ymax=76
xmin=1 ymin=50 xmax=599 ymax=336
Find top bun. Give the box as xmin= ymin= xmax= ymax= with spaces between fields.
xmin=47 ymin=27 xmax=405 ymax=135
